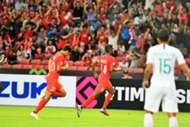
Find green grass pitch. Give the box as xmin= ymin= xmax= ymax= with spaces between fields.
xmin=0 ymin=106 xmax=189 ymax=127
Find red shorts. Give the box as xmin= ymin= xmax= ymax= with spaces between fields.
xmin=46 ymin=72 xmax=63 ymax=93
xmin=95 ymin=75 xmax=112 ymax=93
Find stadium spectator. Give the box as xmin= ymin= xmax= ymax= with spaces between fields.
xmin=0 ymin=0 xmax=190 ymax=74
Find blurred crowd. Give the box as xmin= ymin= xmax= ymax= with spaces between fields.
xmin=0 ymin=0 xmax=190 ymax=70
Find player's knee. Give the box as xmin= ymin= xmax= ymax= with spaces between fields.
xmin=93 ymin=92 xmax=100 ymax=98
xmin=112 ymin=89 xmax=115 ymax=94
xmin=109 ymin=88 xmax=115 ymax=95
xmin=168 ymin=112 xmax=176 ymax=117
xmin=145 ymin=110 xmax=154 ymax=115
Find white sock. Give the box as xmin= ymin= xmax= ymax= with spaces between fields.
xmin=144 ymin=113 xmax=153 ymax=127
xmin=169 ymin=117 xmax=178 ymax=127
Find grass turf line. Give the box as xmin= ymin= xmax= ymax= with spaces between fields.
xmin=0 ymin=106 xmax=189 ymax=127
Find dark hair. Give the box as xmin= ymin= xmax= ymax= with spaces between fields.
xmin=158 ymin=28 xmax=170 ymax=42
xmin=105 ymin=44 xmax=113 ymax=53
xmin=63 ymin=45 xmax=72 ymax=52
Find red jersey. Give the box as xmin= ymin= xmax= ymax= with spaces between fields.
xmin=98 ymin=31 xmax=107 ymax=43
xmin=48 ymin=52 xmax=66 ymax=73
xmin=80 ymin=31 xmax=88 ymax=44
xmin=97 ymin=55 xmax=116 ymax=79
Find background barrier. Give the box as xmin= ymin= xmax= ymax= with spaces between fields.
xmin=0 ymin=73 xmax=189 ymax=112
xmin=77 ymin=77 xmax=190 ymax=112
xmin=0 ymin=74 xmax=76 ymax=107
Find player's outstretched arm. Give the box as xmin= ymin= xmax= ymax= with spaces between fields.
xmin=142 ymin=63 xmax=153 ymax=89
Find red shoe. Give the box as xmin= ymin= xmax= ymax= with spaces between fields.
xmin=100 ymin=108 xmax=109 ymax=116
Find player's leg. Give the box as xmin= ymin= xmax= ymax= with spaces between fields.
xmin=144 ymin=86 xmax=163 ymax=127
xmin=77 ymin=83 xmax=104 ymax=118
xmin=168 ymin=113 xmax=178 ymax=127
xmin=162 ymin=86 xmax=178 ymax=127
xmin=102 ymin=83 xmax=115 ymax=109
xmin=52 ymin=82 xmax=67 ymax=97
xmin=100 ymin=80 xmax=115 ymax=116
xmin=31 ymin=90 xmax=52 ymax=120
xmin=144 ymin=110 xmax=154 ymax=127
xmin=81 ymin=83 xmax=104 ymax=108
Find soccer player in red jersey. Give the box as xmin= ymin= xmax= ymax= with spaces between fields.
xmin=30 ymin=46 xmax=71 ymax=120
xmin=77 ymin=44 xmax=118 ymax=117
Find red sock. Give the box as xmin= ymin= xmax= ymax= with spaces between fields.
xmin=103 ymin=93 xmax=113 ymax=109
xmin=33 ymin=98 xmax=49 ymax=113
xmin=52 ymin=91 xmax=63 ymax=97
xmin=82 ymin=95 xmax=96 ymax=108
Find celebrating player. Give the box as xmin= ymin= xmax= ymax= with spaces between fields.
xmin=77 ymin=44 xmax=119 ymax=117
xmin=143 ymin=28 xmax=190 ymax=127
xmin=30 ymin=46 xmax=71 ymax=120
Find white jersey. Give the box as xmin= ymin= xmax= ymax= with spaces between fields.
xmin=146 ymin=44 xmax=185 ymax=86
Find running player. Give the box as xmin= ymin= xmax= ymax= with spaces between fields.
xmin=143 ymin=28 xmax=190 ymax=127
xmin=30 ymin=46 xmax=71 ymax=120
xmin=77 ymin=44 xmax=119 ymax=117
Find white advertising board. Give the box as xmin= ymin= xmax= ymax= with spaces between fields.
xmin=0 ymin=74 xmax=76 ymax=107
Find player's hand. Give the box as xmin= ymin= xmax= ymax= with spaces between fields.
xmin=93 ymin=73 xmax=98 ymax=80
xmin=142 ymin=80 xmax=150 ymax=89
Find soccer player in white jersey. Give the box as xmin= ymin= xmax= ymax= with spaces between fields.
xmin=143 ymin=28 xmax=190 ymax=127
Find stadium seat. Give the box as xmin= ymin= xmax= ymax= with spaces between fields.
xmin=43 ymin=65 xmax=48 ymax=70
xmin=31 ymin=59 xmax=41 ymax=65
xmin=133 ymin=68 xmax=144 ymax=73
xmin=76 ymin=66 xmax=88 ymax=71
xmin=74 ymin=61 xmax=84 ymax=66
xmin=19 ymin=59 xmax=30 ymax=65
xmin=32 ymin=65 xmax=44 ymax=69
xmin=23 ymin=65 xmax=33 ymax=69
xmin=41 ymin=60 xmax=49 ymax=65
xmin=11 ymin=64 xmax=23 ymax=69
xmin=1 ymin=64 xmax=12 ymax=69
xmin=116 ymin=56 xmax=128 ymax=62
xmin=67 ymin=65 xmax=77 ymax=71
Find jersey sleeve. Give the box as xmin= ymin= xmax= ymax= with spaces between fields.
xmin=176 ymin=49 xmax=185 ymax=65
xmin=146 ymin=48 xmax=154 ymax=64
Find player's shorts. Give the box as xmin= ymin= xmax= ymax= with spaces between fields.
xmin=144 ymin=83 xmax=178 ymax=113
xmin=46 ymin=72 xmax=63 ymax=93
xmin=95 ymin=75 xmax=112 ymax=93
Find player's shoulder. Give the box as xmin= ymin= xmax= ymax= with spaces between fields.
xmin=165 ymin=45 xmax=181 ymax=54
xmin=148 ymin=44 xmax=180 ymax=52
xmin=169 ymin=45 xmax=180 ymax=51
xmin=147 ymin=45 xmax=158 ymax=53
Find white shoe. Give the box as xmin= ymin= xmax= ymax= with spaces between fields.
xmin=30 ymin=112 xmax=39 ymax=120
xmin=76 ymin=105 xmax=82 ymax=118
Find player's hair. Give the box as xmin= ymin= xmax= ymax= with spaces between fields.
xmin=62 ymin=45 xmax=72 ymax=52
xmin=158 ymin=28 xmax=170 ymax=42
xmin=105 ymin=44 xmax=113 ymax=53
